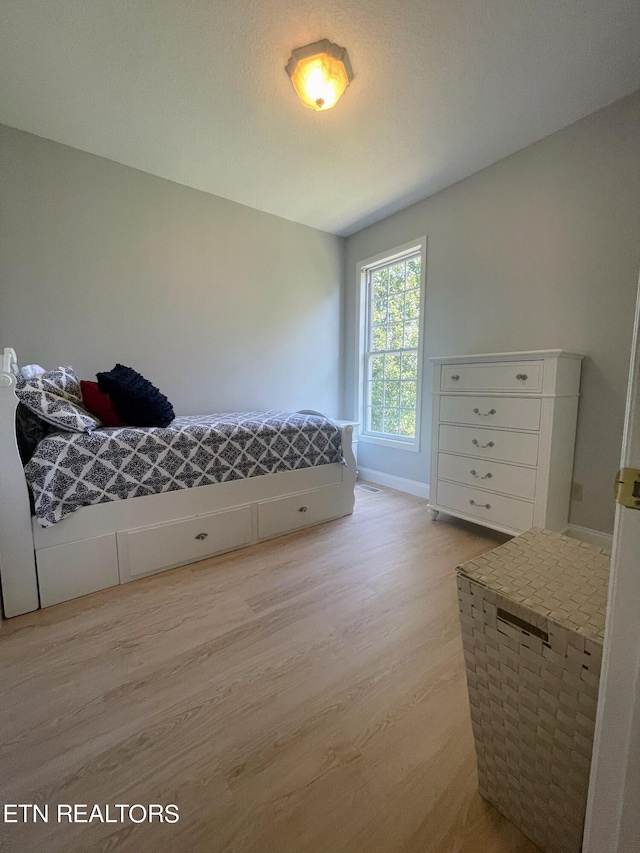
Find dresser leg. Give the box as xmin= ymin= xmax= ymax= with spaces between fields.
xmin=429 ymin=509 xmax=439 ymax=520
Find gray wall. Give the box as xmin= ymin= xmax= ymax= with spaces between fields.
xmin=344 ymin=91 xmax=640 ymax=534
xmin=0 ymin=125 xmax=344 ymax=416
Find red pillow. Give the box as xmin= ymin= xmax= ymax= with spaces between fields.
xmin=80 ymin=380 xmax=126 ymax=427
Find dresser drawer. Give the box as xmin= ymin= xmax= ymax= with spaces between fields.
xmin=437 ymin=453 xmax=537 ymax=500
xmin=439 ymin=424 xmax=539 ymax=466
xmin=118 ymin=505 xmax=253 ymax=580
xmin=258 ymin=485 xmax=344 ymax=539
xmin=441 ymin=361 xmax=543 ymax=393
xmin=439 ymin=396 xmax=541 ymax=430
xmin=436 ymin=481 xmax=534 ymax=532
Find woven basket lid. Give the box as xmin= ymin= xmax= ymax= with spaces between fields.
xmin=457 ymin=527 xmax=610 ymax=642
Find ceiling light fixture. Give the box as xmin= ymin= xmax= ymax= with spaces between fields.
xmin=286 ymin=39 xmax=353 ymax=111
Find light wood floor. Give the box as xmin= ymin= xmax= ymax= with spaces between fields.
xmin=0 ymin=487 xmax=541 ymax=853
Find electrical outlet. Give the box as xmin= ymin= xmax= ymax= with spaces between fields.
xmin=571 ymin=482 xmax=584 ymax=502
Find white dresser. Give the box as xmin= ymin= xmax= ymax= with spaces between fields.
xmin=429 ymin=350 xmax=583 ymax=535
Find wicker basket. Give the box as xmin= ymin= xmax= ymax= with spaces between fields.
xmin=457 ymin=528 xmax=610 ymax=853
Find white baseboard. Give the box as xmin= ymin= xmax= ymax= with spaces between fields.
xmin=355 ymin=477 xmax=613 ymax=549
xmin=566 ymin=524 xmax=613 ymax=552
xmin=357 ymin=467 xmax=430 ymax=501
xmin=356 ymin=473 xmax=611 ymax=549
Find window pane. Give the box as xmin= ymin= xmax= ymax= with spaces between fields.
xmin=388 ymin=293 xmax=404 ymax=323
xmin=403 ymin=320 xmax=419 ymax=348
xmin=369 ymin=354 xmax=385 ymax=380
xmin=405 ymin=289 xmax=420 ymax=319
xmin=370 ymin=381 xmax=384 ymax=406
xmin=372 ymin=287 xmax=387 ymax=322
xmin=385 ymin=353 xmax=401 ymax=380
xmin=364 ymin=248 xmax=422 ymax=440
xmin=384 ymin=381 xmax=400 ymax=407
xmin=373 ymin=266 xmax=388 ymax=283
xmin=371 ymin=270 xmax=389 ymax=311
xmin=406 ymin=257 xmax=420 ymax=289
xmin=400 ymin=381 xmax=417 ymax=409
xmin=401 ymin=352 xmax=418 ymax=379
xmin=370 ymin=407 xmax=384 ymax=432
xmin=388 ymin=263 xmax=405 ymax=294
xmin=372 ymin=303 xmax=387 ymax=326
xmin=383 ymin=409 xmax=400 ymax=434
xmin=400 ymin=410 xmax=416 ymax=438
xmin=371 ymin=325 xmax=387 ymax=351
xmin=388 ymin=323 xmax=403 ymax=349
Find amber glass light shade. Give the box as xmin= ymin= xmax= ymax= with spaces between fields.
xmin=286 ymin=39 xmax=353 ymax=111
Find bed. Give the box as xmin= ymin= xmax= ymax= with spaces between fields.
xmin=0 ymin=348 xmax=356 ymax=617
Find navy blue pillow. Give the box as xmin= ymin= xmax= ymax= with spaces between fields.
xmin=97 ymin=365 xmax=174 ymax=428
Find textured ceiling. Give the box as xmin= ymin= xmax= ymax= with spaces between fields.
xmin=1 ymin=0 xmax=639 ymax=236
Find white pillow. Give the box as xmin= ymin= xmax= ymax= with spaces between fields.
xmin=20 ymin=364 xmax=46 ymax=379
xmin=16 ymin=366 xmax=101 ymax=433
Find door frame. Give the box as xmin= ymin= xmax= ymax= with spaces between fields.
xmin=583 ymin=271 xmax=640 ymax=852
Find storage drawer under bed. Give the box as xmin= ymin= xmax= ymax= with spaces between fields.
xmin=117 ymin=505 xmax=254 ymax=582
xmin=257 ymin=484 xmax=346 ymax=539
xmin=36 ymin=533 xmax=120 ymax=608
xmin=30 ymin=480 xmax=353 ymax=608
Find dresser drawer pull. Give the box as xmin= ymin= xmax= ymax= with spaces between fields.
xmin=469 ymin=499 xmax=491 ymax=509
xmin=195 ymin=533 xmax=209 ymax=540
xmin=473 ymin=407 xmax=496 ymax=417
xmin=298 ymin=506 xmax=308 ymax=513
xmin=516 ymin=373 xmax=528 ymax=381
xmin=472 ymin=439 xmax=495 ymax=449
xmin=451 ymin=374 xmax=460 ymax=381
xmin=470 ymin=469 xmax=493 ymax=480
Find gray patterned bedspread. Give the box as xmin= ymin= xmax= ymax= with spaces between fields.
xmin=24 ymin=412 xmax=342 ymax=527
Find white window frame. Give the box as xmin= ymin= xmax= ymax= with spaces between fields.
xmin=355 ymin=237 xmax=427 ymax=452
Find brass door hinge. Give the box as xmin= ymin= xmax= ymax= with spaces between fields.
xmin=614 ymin=468 xmax=640 ymax=509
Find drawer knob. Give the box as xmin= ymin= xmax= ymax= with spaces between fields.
xmin=473 ymin=408 xmax=496 ymax=417
xmin=195 ymin=532 xmax=209 ymax=540
xmin=451 ymin=374 xmax=460 ymax=381
xmin=472 ymin=439 xmax=495 ymax=449
xmin=470 ymin=469 xmax=493 ymax=480
xmin=298 ymin=506 xmax=308 ymax=513
xmin=469 ymin=499 xmax=491 ymax=509
xmin=516 ymin=373 xmax=528 ymax=381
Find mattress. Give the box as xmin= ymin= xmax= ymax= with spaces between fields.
xmin=24 ymin=411 xmax=343 ymax=526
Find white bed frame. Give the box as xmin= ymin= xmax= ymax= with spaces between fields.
xmin=0 ymin=348 xmax=356 ymax=617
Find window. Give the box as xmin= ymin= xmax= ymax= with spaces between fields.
xmin=357 ymin=239 xmax=425 ymax=451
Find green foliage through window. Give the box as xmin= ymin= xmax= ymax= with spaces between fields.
xmin=364 ymin=250 xmax=422 ymax=440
